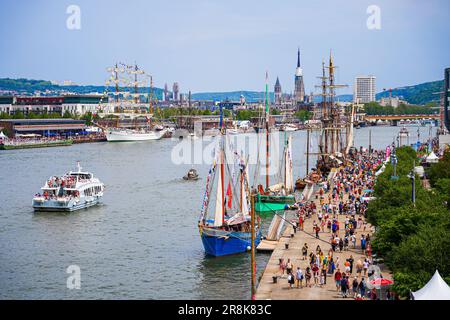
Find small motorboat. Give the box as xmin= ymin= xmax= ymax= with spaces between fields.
xmin=183 ymin=168 xmax=199 ymax=181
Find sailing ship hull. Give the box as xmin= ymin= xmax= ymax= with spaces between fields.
xmin=200 ymin=228 xmax=262 ymax=257
xmin=255 ymin=195 xmax=295 ymax=213
xmin=106 ymin=129 xmax=166 ymax=142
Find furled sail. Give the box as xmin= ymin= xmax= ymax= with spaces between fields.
xmin=284 ymin=135 xmax=294 ymax=193
xmin=213 ymin=149 xmax=224 ymax=227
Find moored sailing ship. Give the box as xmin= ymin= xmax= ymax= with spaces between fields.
xmin=198 ymin=107 xmax=261 ymax=257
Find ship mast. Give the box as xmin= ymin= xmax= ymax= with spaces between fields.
xmin=220 ymin=105 xmax=225 ymax=226
xmin=265 ymin=71 xmax=270 ymax=191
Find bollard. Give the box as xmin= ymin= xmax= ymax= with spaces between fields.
xmin=272 ymin=276 xmax=277 ymax=284
xmin=285 ymin=243 xmax=289 ymax=249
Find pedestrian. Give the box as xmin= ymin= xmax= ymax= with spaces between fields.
xmin=352 ymin=277 xmax=359 ymax=298
xmin=363 ymin=259 xmax=369 ymax=276
xmin=334 ymin=269 xmax=342 ymax=292
xmin=296 ymin=267 xmax=304 ymax=288
xmin=286 ymin=259 xmax=293 ymax=275
xmin=287 ymin=272 xmax=295 ymax=289
xmin=348 ymin=255 xmax=354 ymax=274
xmin=305 ymin=267 xmax=312 ymax=288
xmin=312 ymin=264 xmax=319 ymax=286
xmin=302 ymin=243 xmax=308 ymax=260
xmin=341 ymin=276 xmax=348 ymax=298
xmin=358 ymin=277 xmax=366 ymax=297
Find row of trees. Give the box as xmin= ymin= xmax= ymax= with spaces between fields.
xmin=366 ymin=146 xmax=450 ymax=298
xmin=363 ymin=102 xmax=437 ymax=116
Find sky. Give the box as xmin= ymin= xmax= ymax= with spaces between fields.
xmin=0 ymin=0 xmax=449 ymax=94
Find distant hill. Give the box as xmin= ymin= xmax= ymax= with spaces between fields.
xmin=191 ymin=91 xmax=274 ymax=102
xmin=375 ymin=80 xmax=443 ymax=105
xmin=0 ymin=78 xmax=444 ymax=105
xmin=0 ymin=78 xmax=164 ymax=99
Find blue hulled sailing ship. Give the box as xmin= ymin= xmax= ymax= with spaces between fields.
xmin=198 ymin=107 xmax=261 ymax=257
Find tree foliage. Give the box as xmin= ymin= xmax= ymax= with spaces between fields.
xmin=366 ymin=146 xmax=450 ymax=298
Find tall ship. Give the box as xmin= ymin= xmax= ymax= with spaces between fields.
xmin=98 ymin=63 xmax=168 ymax=142
xmin=255 ymin=73 xmax=295 ymax=214
xmin=313 ymin=52 xmax=353 ymax=174
xmin=198 ymin=107 xmax=261 ymax=257
xmin=32 ymin=162 xmax=104 ymax=212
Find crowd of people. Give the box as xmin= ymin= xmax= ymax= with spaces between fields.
xmin=278 ymin=149 xmax=395 ymax=300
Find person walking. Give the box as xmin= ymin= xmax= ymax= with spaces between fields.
xmin=352 ymin=277 xmax=359 ymax=298
xmin=358 ymin=277 xmax=366 ymax=297
xmin=286 ymin=259 xmax=293 ymax=275
xmin=348 ymin=255 xmax=354 ymax=274
xmin=302 ymin=243 xmax=308 ymax=260
xmin=296 ymin=267 xmax=304 ymax=288
xmin=287 ymin=271 xmax=295 ymax=289
xmin=305 ymin=267 xmax=312 ymax=288
xmin=341 ymin=276 xmax=348 ymax=298
xmin=334 ymin=269 xmax=342 ymax=292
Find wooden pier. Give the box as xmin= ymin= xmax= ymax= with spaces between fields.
xmin=255 ymin=182 xmax=392 ymax=300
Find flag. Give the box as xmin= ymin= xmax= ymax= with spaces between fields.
xmin=226 ymin=181 xmax=232 ymax=209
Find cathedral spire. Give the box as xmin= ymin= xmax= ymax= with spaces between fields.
xmin=297 ymin=48 xmax=301 ymax=68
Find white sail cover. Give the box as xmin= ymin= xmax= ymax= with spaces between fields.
xmin=412 ymin=270 xmax=450 ymax=300
xmin=284 ymin=135 xmax=294 ymax=193
xmin=213 ymin=150 xmax=224 ymax=227
xmin=426 ymin=152 xmax=439 ymax=163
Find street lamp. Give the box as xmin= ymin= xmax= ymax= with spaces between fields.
xmin=407 ymin=161 xmax=416 ymax=207
xmin=390 ymin=153 xmax=399 ymax=180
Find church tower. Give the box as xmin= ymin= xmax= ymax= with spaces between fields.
xmin=274 ymin=76 xmax=282 ymax=105
xmin=294 ymin=48 xmax=305 ymax=104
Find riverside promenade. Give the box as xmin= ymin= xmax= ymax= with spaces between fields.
xmin=256 ymin=161 xmax=392 ymax=300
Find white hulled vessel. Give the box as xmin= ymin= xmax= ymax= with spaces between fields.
xmin=106 ymin=128 xmax=167 ymax=141
xmin=32 ymin=162 xmax=105 ymax=212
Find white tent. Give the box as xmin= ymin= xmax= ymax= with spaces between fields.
xmin=411 ymin=270 xmax=450 ymax=300
xmin=0 ymin=131 xmax=7 ymax=139
xmin=426 ymin=152 xmax=439 ymax=164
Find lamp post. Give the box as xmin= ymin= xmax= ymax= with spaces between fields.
xmin=407 ymin=161 xmax=416 ymax=207
xmin=390 ymin=153 xmax=398 ymax=180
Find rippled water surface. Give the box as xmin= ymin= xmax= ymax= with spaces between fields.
xmin=0 ymin=126 xmax=435 ymax=299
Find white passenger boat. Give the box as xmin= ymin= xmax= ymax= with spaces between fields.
xmin=106 ymin=128 xmax=168 ymax=141
xmin=32 ymin=162 xmax=105 ymax=212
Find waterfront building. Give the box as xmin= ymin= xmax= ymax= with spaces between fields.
xmin=274 ymin=77 xmax=282 ymax=105
xmin=294 ymin=48 xmax=305 ymax=104
xmin=0 ymin=118 xmax=87 ymax=137
xmin=354 ymin=75 xmax=376 ymax=103
xmin=0 ymin=95 xmax=108 ymax=116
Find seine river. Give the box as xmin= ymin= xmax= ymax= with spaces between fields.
xmin=0 ymin=126 xmax=435 ymax=299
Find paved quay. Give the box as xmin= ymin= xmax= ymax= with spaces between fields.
xmin=256 ymin=166 xmax=392 ymax=300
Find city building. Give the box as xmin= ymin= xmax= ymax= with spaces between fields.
xmin=354 ymin=75 xmax=376 ymax=103
xmin=444 ymin=67 xmax=450 ymax=132
xmin=164 ymin=83 xmax=169 ymax=101
xmin=0 ymin=95 xmax=108 ymax=116
xmin=379 ymin=96 xmax=407 ymax=108
xmin=274 ymin=77 xmax=282 ymax=105
xmin=294 ymin=49 xmax=305 ymax=104
xmin=0 ymin=119 xmax=87 ymax=138
xmin=173 ymin=82 xmax=179 ymax=102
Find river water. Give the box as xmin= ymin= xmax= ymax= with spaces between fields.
xmin=0 ymin=125 xmax=435 ymax=299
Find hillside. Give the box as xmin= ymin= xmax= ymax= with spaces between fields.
xmin=375 ymin=80 xmax=443 ymax=105
xmin=0 ymin=78 xmax=444 ymax=105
